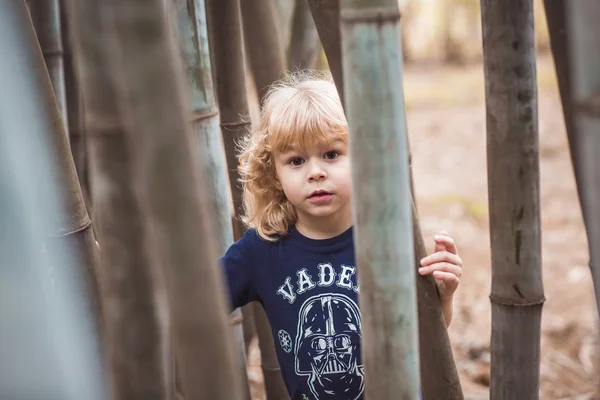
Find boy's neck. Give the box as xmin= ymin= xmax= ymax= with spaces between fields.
xmin=295 ymin=210 xmax=353 ymax=240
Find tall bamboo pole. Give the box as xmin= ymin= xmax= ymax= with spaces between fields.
xmin=238 ymin=1 xmax=292 ymax=397
xmin=306 ymin=0 xmax=344 ymax=101
xmin=19 ymin=0 xmax=104 ymax=338
xmin=0 ymin=1 xmax=107 ymax=398
xmin=287 ymin=0 xmax=320 ymax=70
xmin=99 ymin=0 xmax=244 ymax=398
xmin=311 ymin=2 xmax=464 ymax=398
xmin=63 ymin=0 xmax=171 ymax=398
xmin=480 ymin=1 xmax=545 ymax=398
xmin=28 ymin=0 xmax=69 ymax=134
xmin=340 ymin=0 xmax=419 ymax=397
xmin=177 ymin=1 xmax=250 ymax=398
xmin=60 ymin=0 xmax=90 ymax=209
xmin=240 ymin=0 xmax=286 ymax=104
xmin=544 ymin=0 xmax=600 ymax=316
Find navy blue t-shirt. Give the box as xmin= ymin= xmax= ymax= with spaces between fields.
xmin=220 ymin=225 xmax=364 ymax=400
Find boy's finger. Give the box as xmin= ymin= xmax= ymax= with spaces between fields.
xmin=419 ymin=262 xmax=462 ymax=278
xmin=434 ymin=234 xmax=458 ymax=255
xmin=433 ymin=271 xmax=459 ymax=288
xmin=420 ymin=251 xmax=462 ymax=267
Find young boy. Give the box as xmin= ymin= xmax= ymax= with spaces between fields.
xmin=221 ymin=73 xmax=463 ymax=400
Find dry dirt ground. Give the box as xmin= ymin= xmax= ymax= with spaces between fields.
xmin=245 ymin=55 xmax=600 ymax=400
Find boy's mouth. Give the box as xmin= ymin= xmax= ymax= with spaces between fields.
xmin=308 ymin=190 xmax=333 ymax=202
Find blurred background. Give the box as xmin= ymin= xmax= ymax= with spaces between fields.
xmin=242 ymin=1 xmax=599 ymax=399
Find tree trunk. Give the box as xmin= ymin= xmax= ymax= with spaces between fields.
xmin=98 ymin=0 xmax=244 ymax=398
xmin=0 ymin=3 xmax=107 ymax=398
xmin=544 ymin=0 xmax=600 ymax=317
xmin=312 ymin=2 xmax=464 ymax=399
xmin=27 ymin=0 xmax=69 ymax=134
xmin=340 ymin=1 xmax=419 ymax=397
xmin=178 ymin=0 xmax=250 ymax=398
xmin=63 ymin=0 xmax=172 ymax=398
xmin=287 ymin=0 xmax=320 ymax=70
xmin=240 ymin=0 xmax=285 ymax=104
xmin=480 ymin=1 xmax=545 ymax=398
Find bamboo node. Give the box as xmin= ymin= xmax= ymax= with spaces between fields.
xmin=220 ymin=121 xmax=251 ymax=130
xmin=340 ymin=7 xmax=401 ymax=24
xmin=489 ymin=294 xmax=546 ymax=307
xmin=192 ymin=109 xmax=219 ymax=122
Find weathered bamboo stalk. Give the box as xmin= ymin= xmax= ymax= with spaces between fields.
xmin=99 ymin=0 xmax=244 ymax=398
xmin=177 ymin=1 xmax=250 ymax=398
xmin=340 ymin=0 xmax=419 ymax=397
xmin=206 ymin=1 xmax=290 ymax=398
xmin=240 ymin=0 xmax=286 ymax=104
xmin=287 ymin=0 xmax=320 ymax=70
xmin=0 ymin=3 xmax=107 ymax=398
xmin=238 ymin=1 xmax=292 ymax=397
xmin=19 ymin=0 xmax=104 ymax=341
xmin=306 ymin=0 xmax=344 ymax=101
xmin=480 ymin=1 xmax=545 ymax=398
xmin=28 ymin=0 xmax=69 ymax=134
xmin=63 ymin=0 xmax=171 ymax=398
xmin=544 ymin=0 xmax=600 ymax=317
xmin=312 ymin=2 xmax=464 ymax=398
xmin=60 ymin=0 xmax=90 ymax=209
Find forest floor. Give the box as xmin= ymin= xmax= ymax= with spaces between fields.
xmin=245 ymin=54 xmax=600 ymax=400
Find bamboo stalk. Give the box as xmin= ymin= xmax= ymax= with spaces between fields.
xmin=306 ymin=0 xmax=344 ymax=101
xmin=177 ymin=0 xmax=250 ymax=398
xmin=340 ymin=0 xmax=419 ymax=397
xmin=60 ymin=0 xmax=90 ymax=210
xmin=28 ymin=0 xmax=69 ymax=135
xmin=62 ymin=0 xmax=172 ymax=397
xmin=206 ymin=1 xmax=290 ymax=397
xmin=98 ymin=0 xmax=244 ymax=398
xmin=287 ymin=0 xmax=320 ymax=70
xmin=0 ymin=1 xmax=107 ymax=398
xmin=240 ymin=0 xmax=285 ymax=104
xmin=480 ymin=1 xmax=545 ymax=398
xmin=311 ymin=2 xmax=464 ymax=398
xmin=544 ymin=0 xmax=600 ymax=317
xmin=237 ymin=1 xmax=292 ymax=397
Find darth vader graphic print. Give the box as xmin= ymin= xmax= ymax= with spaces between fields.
xmin=294 ymin=293 xmax=364 ymax=399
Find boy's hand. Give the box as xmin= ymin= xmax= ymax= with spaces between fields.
xmin=418 ymin=231 xmax=462 ymax=301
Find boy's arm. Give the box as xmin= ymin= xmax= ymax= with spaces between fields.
xmin=440 ymin=295 xmax=454 ymax=328
xmin=219 ymin=230 xmax=258 ymax=312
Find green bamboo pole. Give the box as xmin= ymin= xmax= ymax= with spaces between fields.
xmin=340 ymin=0 xmax=419 ymax=397
xmin=480 ymin=1 xmax=545 ymax=398
xmin=0 ymin=1 xmax=107 ymax=398
xmin=311 ymin=2 xmax=464 ymax=398
xmin=28 ymin=0 xmax=69 ymax=135
xmin=544 ymin=0 xmax=600 ymax=316
xmin=99 ymin=0 xmax=244 ymax=398
xmin=287 ymin=0 xmax=320 ymax=70
xmin=63 ymin=0 xmax=171 ymax=398
xmin=177 ymin=1 xmax=250 ymax=398
xmin=240 ymin=0 xmax=286 ymax=104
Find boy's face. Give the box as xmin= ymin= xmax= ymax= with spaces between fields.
xmin=274 ymin=137 xmax=352 ymax=231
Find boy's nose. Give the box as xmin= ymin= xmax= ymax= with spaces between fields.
xmin=307 ymin=161 xmax=327 ymax=181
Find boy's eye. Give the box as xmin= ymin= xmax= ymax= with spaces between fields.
xmin=289 ymin=157 xmax=304 ymax=166
xmin=324 ymin=151 xmax=339 ymax=160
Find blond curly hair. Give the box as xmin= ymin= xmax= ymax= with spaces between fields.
xmin=238 ymin=72 xmax=348 ymax=241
